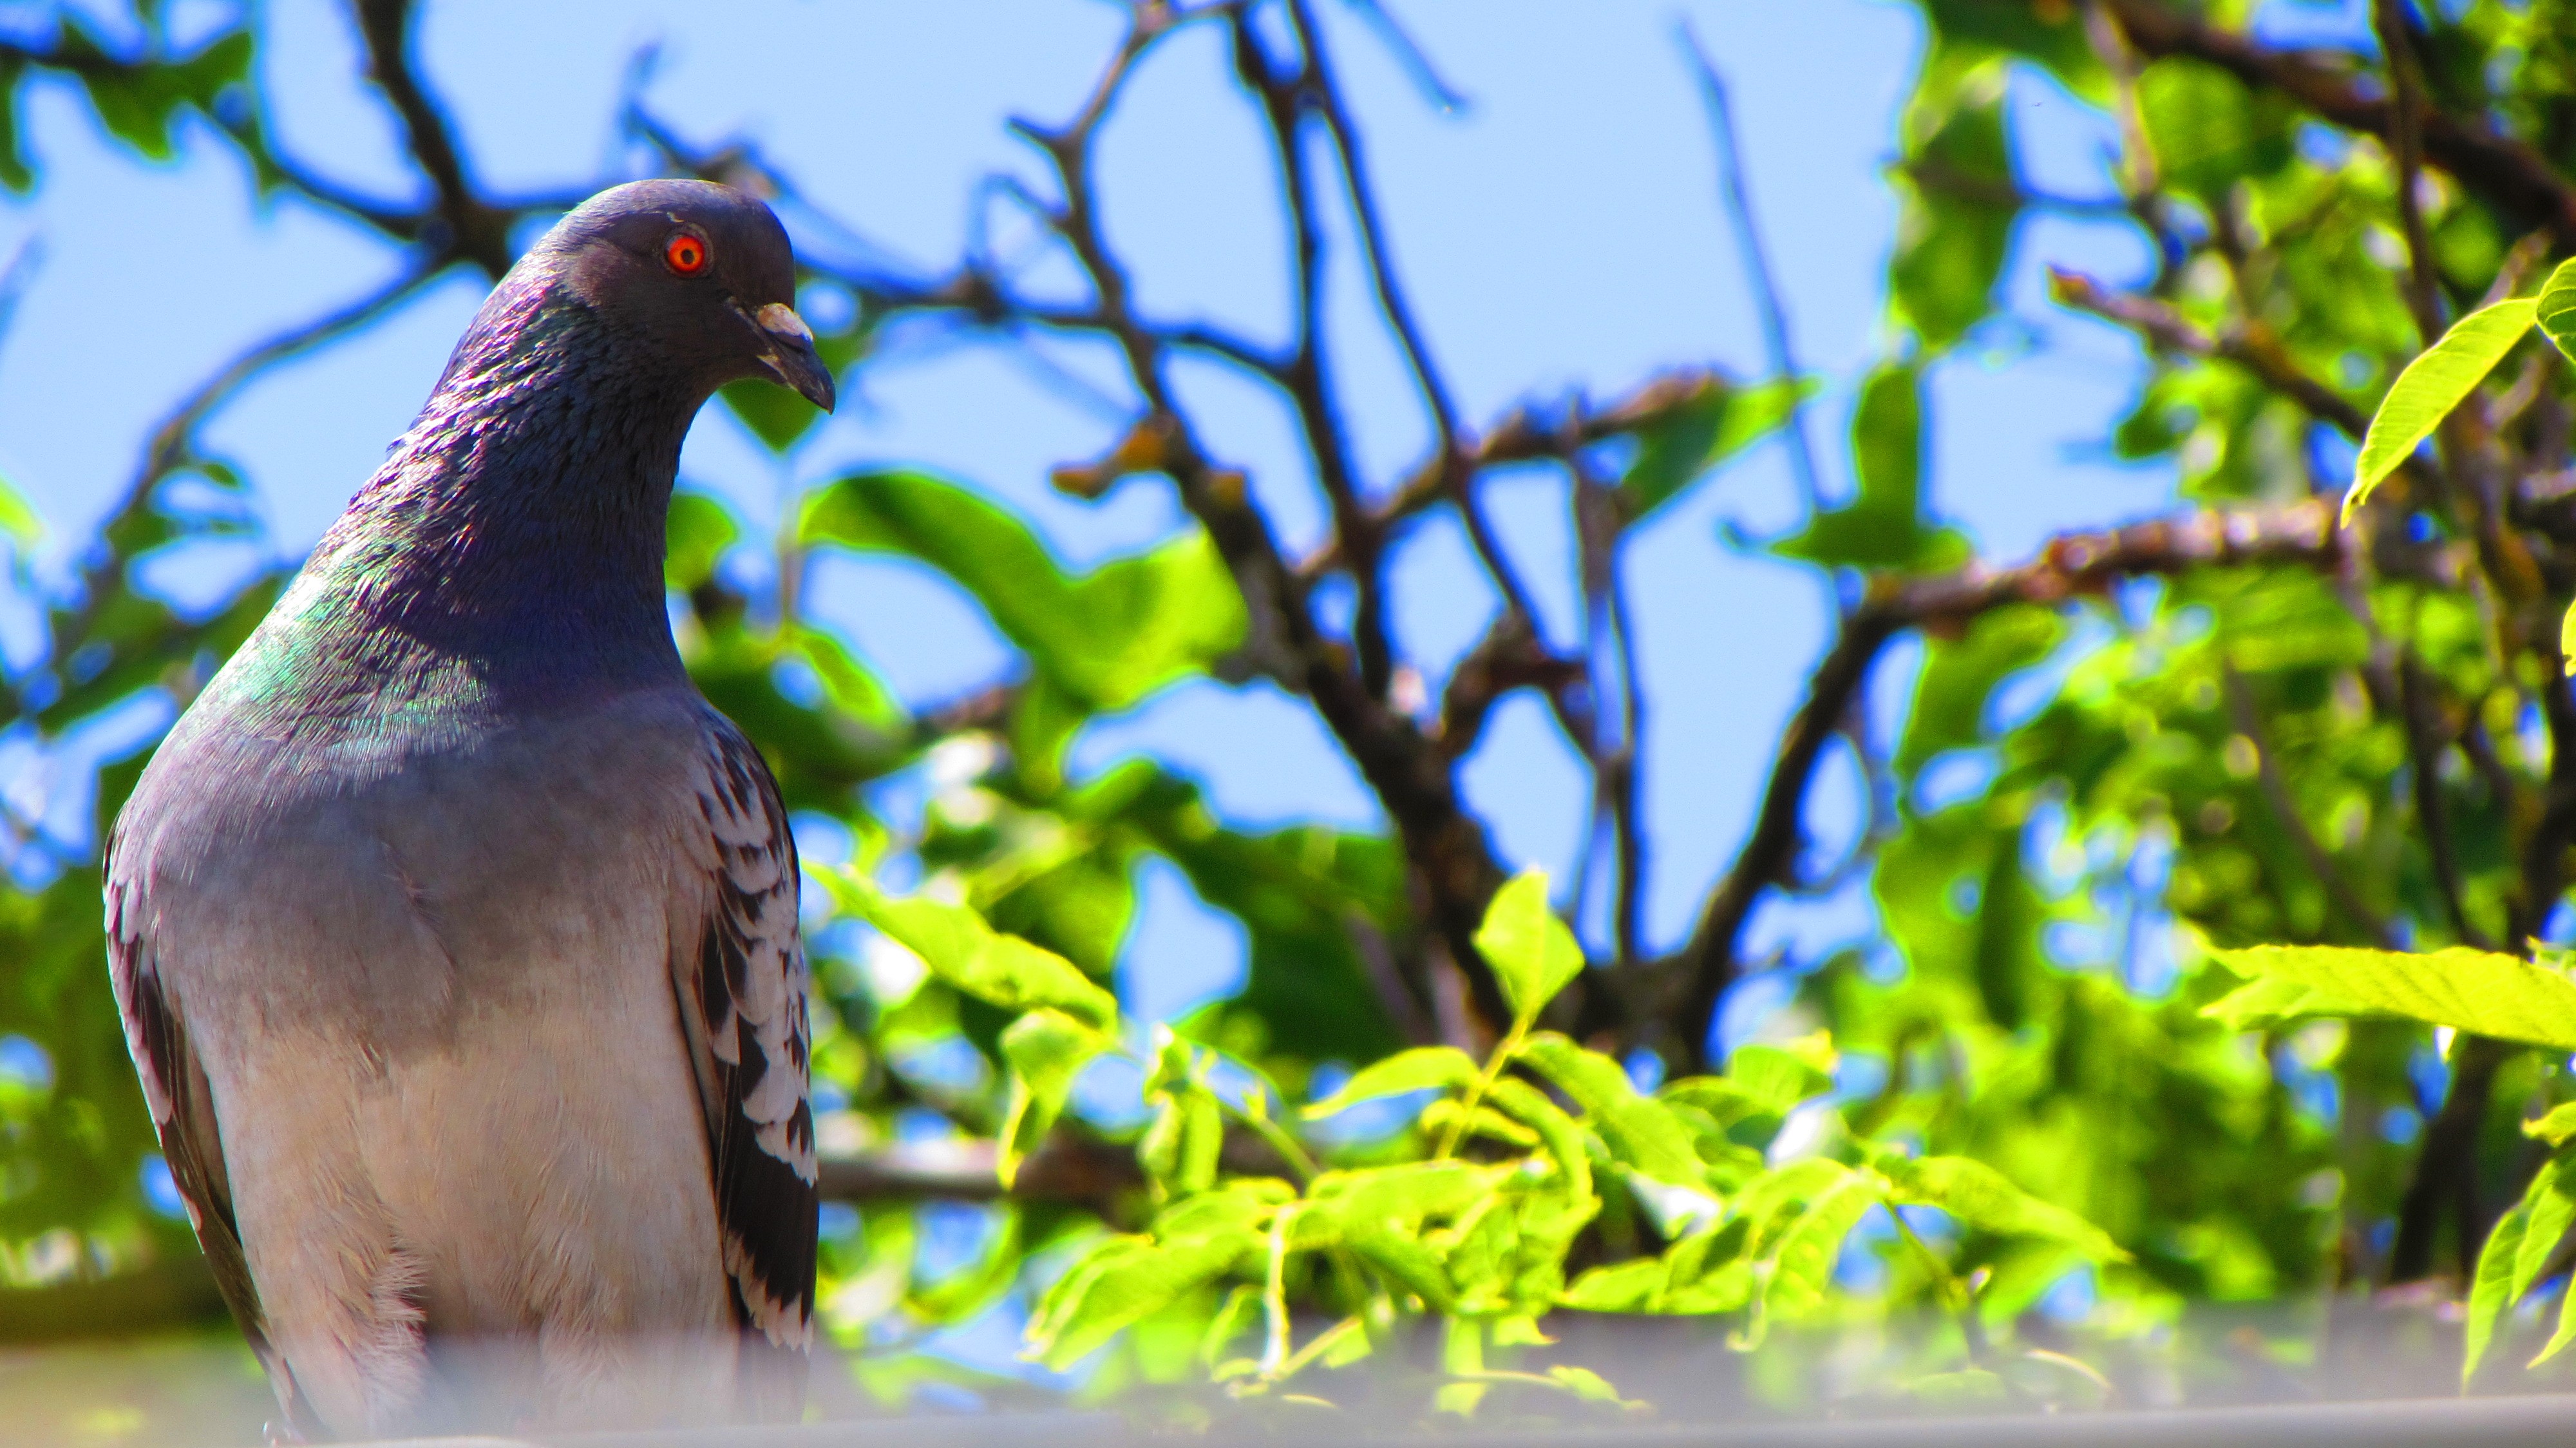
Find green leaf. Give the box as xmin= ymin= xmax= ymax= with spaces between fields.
xmin=1302 ymin=1046 xmax=1480 ymax=1119
xmin=1770 ymin=362 xmax=1969 ymax=573
xmin=1546 ymin=1365 xmax=1631 ymax=1406
xmin=1474 ymin=871 xmax=1585 ymax=1025
xmin=1175 ymin=1088 xmax=1224 ymax=1196
xmin=0 ymin=472 xmax=39 ymax=557
xmin=833 ymin=874 xmax=1118 ymax=1027
xmin=2536 ymin=1290 xmax=2576 ymax=1371
xmin=1620 ymin=375 xmax=1815 ymax=521
xmin=1420 ymin=1098 xmax=1539 ymax=1149
xmin=1309 ymin=1161 xmax=1497 ymax=1230
xmin=1727 ymin=1038 xmax=1836 ymax=1115
xmin=1517 ymin=1034 xmax=1705 ymax=1185
xmin=1875 ymin=1152 xmax=2127 ymax=1261
xmin=719 ymin=376 xmax=827 ymax=453
xmin=57 ymin=22 xmax=252 ymax=163
xmin=2535 ymin=256 xmax=2576 ymax=365
xmin=1486 ymin=1076 xmax=1595 ymax=1201
xmin=0 ymin=53 xmax=28 ymax=192
xmin=1895 ymin=604 xmax=2065 ymax=776
xmin=799 ymin=470 xmax=1245 ymax=712
xmin=2344 ymin=298 xmax=2536 ymax=522
xmin=2205 ymin=945 xmax=2576 ymax=1051
xmin=996 ymin=1009 xmax=1113 ymax=1189
xmin=665 ymin=489 xmax=739 ymax=593
xmin=1560 ymin=1257 xmax=1667 ymax=1312
xmin=1889 ymin=57 xmax=2016 ymax=350
xmin=1025 ymin=1232 xmax=1256 ymax=1369
xmin=1909 ymin=1369 xmax=2010 ymax=1405
xmin=2466 ymin=1154 xmax=2576 ymax=1384
xmin=1346 ymin=1222 xmax=1456 ymax=1310
xmin=1747 ymin=1159 xmax=1881 ymax=1331
xmin=2202 ymin=972 xmax=2374 ymax=1033
xmin=2528 ymin=1103 xmax=2576 ymax=1148
xmin=788 ymin=625 xmax=909 ymax=737
xmin=2136 ymin=57 xmax=2293 ymax=202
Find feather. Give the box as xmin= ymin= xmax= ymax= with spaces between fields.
xmin=104 ymin=859 xmax=328 ymax=1442
xmin=674 ymin=716 xmax=817 ymax=1370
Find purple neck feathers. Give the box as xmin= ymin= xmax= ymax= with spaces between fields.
xmin=293 ymin=272 xmax=703 ymax=705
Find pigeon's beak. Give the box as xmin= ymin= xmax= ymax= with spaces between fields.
xmin=743 ymin=301 xmax=837 ymax=413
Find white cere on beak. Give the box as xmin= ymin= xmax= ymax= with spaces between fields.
xmin=756 ymin=303 xmax=814 ymax=347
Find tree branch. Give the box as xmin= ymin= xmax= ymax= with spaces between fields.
xmin=991 ymin=6 xmax=1520 ymax=1031
xmin=348 ymin=0 xmax=513 ymax=278
xmin=2099 ymin=0 xmax=2576 ymax=248
xmin=26 ymin=263 xmax=451 ymax=723
xmin=2050 ymin=269 xmax=2373 ymax=440
xmin=1228 ymin=11 xmax=1395 ymax=696
xmin=2221 ymin=663 xmax=2398 ymax=947
xmin=1678 ymin=23 xmax=1822 ymax=513
xmin=1671 ymin=500 xmax=2347 ymax=1068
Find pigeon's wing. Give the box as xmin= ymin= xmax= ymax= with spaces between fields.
xmin=104 ymin=846 xmax=327 ymax=1438
xmin=672 ymin=716 xmax=818 ymax=1364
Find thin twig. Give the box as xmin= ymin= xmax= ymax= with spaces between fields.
xmin=2398 ymin=654 xmax=2495 ymax=951
xmin=2050 ymin=269 xmax=2372 ymax=439
xmin=1678 ymin=23 xmax=1821 ymax=513
xmin=1285 ymin=0 xmax=1543 ymax=634
xmin=2220 ymin=663 xmax=2398 ymax=947
xmin=2371 ymin=0 xmax=2447 ymax=345
xmin=40 ymin=263 xmax=451 ymax=687
xmin=1228 ymin=11 xmax=1394 ymax=695
xmin=987 ymin=5 xmax=1522 ymax=1029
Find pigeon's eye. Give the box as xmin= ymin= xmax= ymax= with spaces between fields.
xmin=663 ymin=230 xmax=711 ymax=277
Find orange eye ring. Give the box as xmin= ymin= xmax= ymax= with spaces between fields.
xmin=664 ymin=229 xmax=710 ymax=276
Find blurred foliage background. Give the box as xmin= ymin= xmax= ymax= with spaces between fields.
xmin=9 ymin=0 xmax=2576 ymax=1428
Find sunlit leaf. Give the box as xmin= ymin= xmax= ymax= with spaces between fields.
xmin=1876 ymin=1152 xmax=2126 ymax=1261
xmin=1025 ymin=1232 xmax=1256 ymax=1369
xmin=1473 ymin=871 xmax=1584 ymax=1026
xmin=833 ymin=873 xmax=1118 ymax=1027
xmin=2535 ymin=256 xmax=2576 ymax=364
xmin=2137 ymin=57 xmax=2292 ymax=202
xmin=53 ymin=22 xmax=252 ymax=164
xmin=2529 ymin=1103 xmax=2576 ymax=1148
xmin=1517 ymin=1034 xmax=1703 ymax=1185
xmin=1309 ymin=1162 xmax=1497 ymax=1230
xmin=2206 ymin=945 xmax=2576 ymax=1050
xmin=1620 ymin=375 xmax=1815 ymax=521
xmin=1889 ymin=55 xmax=2015 ymax=350
xmin=799 ymin=470 xmax=1245 ymax=712
xmin=996 ymin=1008 xmax=1113 ymax=1188
xmin=1745 ymin=1159 xmax=1879 ymax=1334
xmin=1486 ymin=1076 xmax=1595 ymax=1201
xmin=1560 ymin=1257 xmax=1667 ymax=1312
xmin=719 ymin=376 xmax=826 ymax=453
xmin=1303 ymin=1047 xmax=1479 ymax=1119
xmin=1770 ymin=361 xmax=1968 ymax=573
xmin=2465 ymin=1153 xmax=2576 ymax=1384
xmin=2344 ymin=298 xmax=2536 ymax=522
xmin=665 ymin=489 xmax=738 ymax=593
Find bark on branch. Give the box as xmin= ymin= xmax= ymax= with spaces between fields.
xmin=1671 ymin=500 xmax=2345 ymax=1069
xmin=2099 ymin=0 xmax=2576 ymax=247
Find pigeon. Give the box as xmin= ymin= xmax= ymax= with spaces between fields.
xmin=104 ymin=180 xmax=835 ymax=1440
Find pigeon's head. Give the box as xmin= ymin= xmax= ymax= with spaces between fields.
xmin=533 ymin=178 xmax=835 ymax=414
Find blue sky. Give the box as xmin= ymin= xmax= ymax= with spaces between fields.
xmin=0 ymin=0 xmax=2325 ymax=1028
